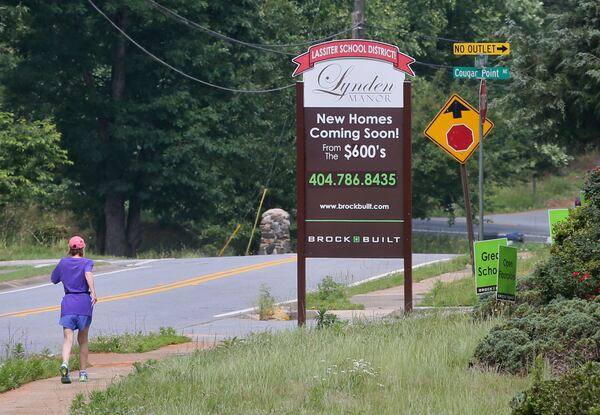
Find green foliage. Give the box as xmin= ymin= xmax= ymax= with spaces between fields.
xmin=584 ymin=167 xmax=600 ymax=206
xmin=526 ymin=168 xmax=600 ymax=303
xmin=315 ymin=308 xmax=339 ymax=330
xmin=256 ymin=284 xmax=276 ymax=320
xmin=0 ymin=342 xmax=79 ymax=392
xmin=501 ymin=0 xmax=600 ymax=150
xmin=421 ymin=278 xmax=477 ymax=307
xmin=307 ymin=276 xmax=363 ymax=311
xmin=0 ymin=112 xmax=69 ymax=206
xmin=68 ymin=314 xmax=529 ymax=414
xmin=412 ymin=232 xmax=469 ymax=254
xmin=511 ymin=362 xmax=600 ymax=415
xmin=88 ymin=327 xmax=189 ymax=353
xmin=473 ymin=299 xmax=600 ymax=375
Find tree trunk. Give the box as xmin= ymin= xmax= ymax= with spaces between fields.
xmin=126 ymin=196 xmax=141 ymax=257
xmin=102 ymin=6 xmax=129 ymax=256
xmin=95 ymin=213 xmax=106 ymax=254
xmin=104 ymin=192 xmax=128 ymax=256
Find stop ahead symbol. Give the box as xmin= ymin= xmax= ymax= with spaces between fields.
xmin=446 ymin=124 xmax=474 ymax=151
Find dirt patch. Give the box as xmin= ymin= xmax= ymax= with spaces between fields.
xmin=546 ymin=198 xmax=573 ymax=208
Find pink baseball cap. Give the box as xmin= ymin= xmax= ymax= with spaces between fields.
xmin=68 ymin=236 xmax=86 ymax=249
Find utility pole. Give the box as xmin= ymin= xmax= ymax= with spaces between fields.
xmin=352 ymin=0 xmax=365 ymax=39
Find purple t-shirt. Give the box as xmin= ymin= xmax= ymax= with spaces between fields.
xmin=51 ymin=257 xmax=94 ymax=317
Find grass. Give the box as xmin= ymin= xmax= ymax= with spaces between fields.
xmin=421 ymin=243 xmax=550 ymax=307
xmin=88 ymin=327 xmax=190 ymax=354
xmin=70 ymin=313 xmax=531 ymax=415
xmin=487 ymin=152 xmax=597 ymax=213
xmin=0 ymin=265 xmax=56 ymax=283
xmin=307 ymin=276 xmax=364 ymax=311
xmin=412 ymin=232 xmax=469 ymax=254
xmin=348 ymin=255 xmax=469 ymax=297
xmin=306 ymin=256 xmax=469 ymax=310
xmin=0 ymin=328 xmax=188 ymax=393
xmin=0 ymin=262 xmax=110 ymax=284
xmin=0 ymin=343 xmax=79 ymax=393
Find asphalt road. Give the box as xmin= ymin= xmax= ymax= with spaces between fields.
xmin=0 ymin=253 xmax=453 ymax=353
xmin=413 ymin=209 xmax=551 ymax=242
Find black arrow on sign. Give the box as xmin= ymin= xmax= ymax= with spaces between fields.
xmin=444 ymin=100 xmax=469 ymax=119
xmin=497 ymin=45 xmax=508 ymax=52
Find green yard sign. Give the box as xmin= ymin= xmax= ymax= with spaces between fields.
xmin=548 ymin=209 xmax=570 ymax=243
xmin=497 ymin=245 xmax=517 ymax=301
xmin=474 ymin=238 xmax=507 ymax=294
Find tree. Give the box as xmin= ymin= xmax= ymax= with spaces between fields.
xmin=0 ymin=112 xmax=69 ymax=206
xmin=2 ymin=0 xmax=308 ymax=255
xmin=501 ymin=0 xmax=600 ymax=149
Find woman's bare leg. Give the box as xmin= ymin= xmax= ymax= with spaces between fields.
xmin=62 ymin=328 xmax=73 ymax=364
xmin=77 ymin=326 xmax=90 ymax=371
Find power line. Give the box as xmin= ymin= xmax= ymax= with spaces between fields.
xmin=414 ymin=61 xmax=453 ymax=70
xmin=87 ymin=0 xmax=295 ymax=93
xmin=146 ymin=0 xmax=356 ymax=52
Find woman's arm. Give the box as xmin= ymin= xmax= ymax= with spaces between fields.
xmin=85 ymin=271 xmax=97 ymax=305
xmin=51 ymin=265 xmax=61 ymax=284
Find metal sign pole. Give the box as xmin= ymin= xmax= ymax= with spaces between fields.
xmin=476 ymin=56 xmax=487 ymax=241
xmin=460 ymin=164 xmax=475 ymax=272
xmin=403 ymin=82 xmax=413 ymax=313
xmin=295 ymin=82 xmax=306 ymax=326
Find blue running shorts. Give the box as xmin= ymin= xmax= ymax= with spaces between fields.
xmin=59 ymin=314 xmax=92 ymax=330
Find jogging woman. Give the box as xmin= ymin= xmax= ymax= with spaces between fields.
xmin=50 ymin=236 xmax=97 ymax=384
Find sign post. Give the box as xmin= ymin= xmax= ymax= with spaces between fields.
xmin=424 ymin=93 xmax=493 ymax=270
xmin=474 ymin=238 xmax=507 ymax=294
xmin=293 ymin=40 xmax=415 ymax=324
xmin=478 ymin=79 xmax=487 ymax=240
xmin=453 ymin=43 xmax=510 ymax=242
xmin=497 ymin=245 xmax=517 ymax=301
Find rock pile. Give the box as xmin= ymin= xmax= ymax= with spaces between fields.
xmin=259 ymin=208 xmax=291 ymax=255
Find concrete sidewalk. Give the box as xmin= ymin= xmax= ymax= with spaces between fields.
xmin=0 ymin=340 xmax=215 ymax=415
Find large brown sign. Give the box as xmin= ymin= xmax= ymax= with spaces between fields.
xmin=294 ymin=41 xmax=413 ymax=258
xmin=293 ymin=39 xmax=415 ymax=323
xmin=304 ymin=106 xmax=406 ymax=257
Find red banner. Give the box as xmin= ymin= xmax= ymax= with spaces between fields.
xmin=292 ymin=39 xmax=415 ymax=77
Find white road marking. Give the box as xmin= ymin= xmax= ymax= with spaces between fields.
xmin=0 ymin=266 xmax=153 ymax=296
xmin=33 ymin=263 xmax=56 ymax=268
xmin=211 ymin=258 xmax=455 ymax=318
xmin=126 ymin=259 xmax=159 ymax=267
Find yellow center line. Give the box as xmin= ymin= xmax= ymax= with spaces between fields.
xmin=0 ymin=256 xmax=297 ymax=318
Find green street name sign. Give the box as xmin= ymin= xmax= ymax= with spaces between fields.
xmin=497 ymin=245 xmax=517 ymax=302
xmin=474 ymin=238 xmax=508 ymax=294
xmin=453 ymin=66 xmax=511 ymax=80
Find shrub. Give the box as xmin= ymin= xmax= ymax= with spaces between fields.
xmin=315 ymin=308 xmax=338 ymax=329
xmin=511 ymin=362 xmax=600 ymax=415
xmin=471 ymin=275 xmax=544 ymax=320
xmin=88 ymin=327 xmax=189 ymax=353
xmin=315 ymin=276 xmax=346 ymax=303
xmin=257 ymin=284 xmax=276 ymax=320
xmin=525 ymin=168 xmax=600 ymax=304
xmin=473 ymin=299 xmax=600 ymax=375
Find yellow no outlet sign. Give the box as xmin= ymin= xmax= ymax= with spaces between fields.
xmin=424 ymin=94 xmax=494 ymax=164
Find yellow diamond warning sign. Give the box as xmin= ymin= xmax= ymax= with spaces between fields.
xmin=423 ymin=94 xmax=494 ymax=164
